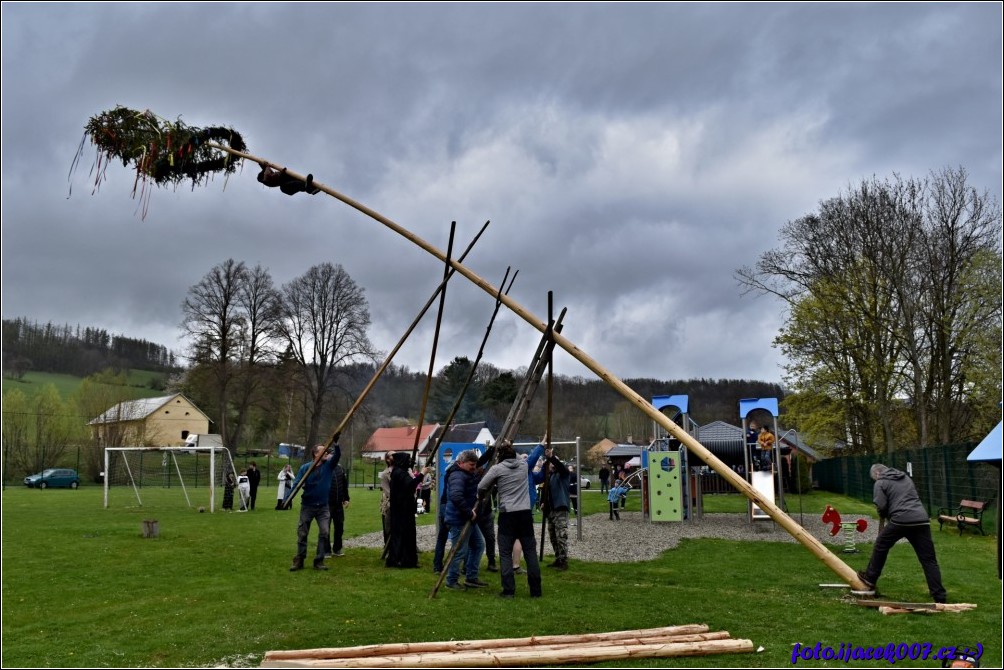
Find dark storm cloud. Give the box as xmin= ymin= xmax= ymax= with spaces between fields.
xmin=2 ymin=3 xmax=1000 ymax=385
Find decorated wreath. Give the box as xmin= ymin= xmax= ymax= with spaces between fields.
xmin=75 ymin=106 xmax=248 ymax=190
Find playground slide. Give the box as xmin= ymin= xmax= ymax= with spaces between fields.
xmin=750 ymin=470 xmax=774 ymax=519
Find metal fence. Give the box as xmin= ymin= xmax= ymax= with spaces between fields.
xmin=813 ymin=442 xmax=999 ymax=530
xmin=231 ymin=453 xmax=380 ymax=490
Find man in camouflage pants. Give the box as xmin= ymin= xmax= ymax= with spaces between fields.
xmin=534 ymin=447 xmax=571 ymax=570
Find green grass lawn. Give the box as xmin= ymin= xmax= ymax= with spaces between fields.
xmin=2 ymin=486 xmax=999 ymax=668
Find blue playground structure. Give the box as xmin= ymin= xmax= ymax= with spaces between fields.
xmin=645 ymin=394 xmax=703 ymax=522
xmin=739 ymin=397 xmax=783 ymax=523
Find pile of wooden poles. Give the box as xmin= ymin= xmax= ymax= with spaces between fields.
xmin=261 ymin=624 xmax=753 ymax=668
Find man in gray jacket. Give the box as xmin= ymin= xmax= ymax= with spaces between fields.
xmin=857 ymin=463 xmax=947 ymax=603
xmin=478 ymin=441 xmax=542 ymax=598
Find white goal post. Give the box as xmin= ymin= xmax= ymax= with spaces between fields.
xmin=103 ymin=446 xmax=241 ymax=513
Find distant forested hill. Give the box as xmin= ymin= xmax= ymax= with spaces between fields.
xmin=1 ymin=317 xmax=784 ymax=445
xmin=2 ymin=317 xmax=180 ymax=378
xmin=330 ymin=361 xmax=784 ymax=440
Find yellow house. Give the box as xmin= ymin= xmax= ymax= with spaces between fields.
xmin=586 ymin=438 xmax=619 ymax=469
xmin=88 ymin=393 xmax=211 ymax=447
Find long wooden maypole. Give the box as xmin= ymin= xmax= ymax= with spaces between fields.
xmin=74 ymin=109 xmax=863 ymax=589
xmin=215 ymin=152 xmax=864 ymax=590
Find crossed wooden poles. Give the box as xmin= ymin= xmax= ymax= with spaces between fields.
xmin=280 ymin=221 xmax=490 ymax=508
xmin=200 ymin=144 xmax=866 ymax=590
xmin=427 ymin=308 xmax=562 ymax=597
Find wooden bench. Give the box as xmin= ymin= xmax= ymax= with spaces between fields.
xmin=937 ymin=498 xmax=994 ymax=536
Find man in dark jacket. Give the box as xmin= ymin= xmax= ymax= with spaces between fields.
xmin=325 ymin=461 xmax=350 ymax=558
xmin=444 ymin=450 xmax=486 ymax=590
xmin=534 ymin=446 xmax=571 ymax=570
xmin=246 ymin=461 xmax=262 ymax=510
xmin=857 ymin=463 xmax=947 ymax=603
xmin=475 ymin=448 xmax=498 ymax=573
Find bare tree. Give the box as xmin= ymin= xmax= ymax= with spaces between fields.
xmin=228 ymin=264 xmax=281 ymax=450
xmin=181 ymin=259 xmax=279 ymax=452
xmin=275 ymin=263 xmax=376 ymax=448
xmin=918 ymin=167 xmax=1002 ymax=443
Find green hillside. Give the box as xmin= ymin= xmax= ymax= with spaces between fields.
xmin=1 ymin=370 xmax=169 ymax=402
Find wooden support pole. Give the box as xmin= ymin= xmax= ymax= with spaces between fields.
xmin=280 ymin=222 xmax=488 ymax=509
xmin=335 ymin=221 xmax=487 ymax=452
xmin=424 ymin=267 xmax=515 ymax=466
xmin=207 ymin=145 xmax=867 ymax=590
xmin=410 ymin=222 xmax=456 ymax=467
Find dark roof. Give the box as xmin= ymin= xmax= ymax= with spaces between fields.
xmin=776 ymin=427 xmax=822 ymax=462
xmin=698 ymin=420 xmax=743 ymax=443
xmin=441 ymin=422 xmax=487 ymax=443
xmin=605 ymin=443 xmax=643 ymax=458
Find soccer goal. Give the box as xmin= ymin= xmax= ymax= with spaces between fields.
xmin=102 ymin=446 xmax=242 ymax=512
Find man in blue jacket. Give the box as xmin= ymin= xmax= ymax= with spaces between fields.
xmin=288 ymin=443 xmax=341 ymax=572
xmin=443 ymin=449 xmax=487 ymax=590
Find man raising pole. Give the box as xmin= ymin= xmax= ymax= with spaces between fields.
xmin=288 ymin=442 xmax=341 ymax=572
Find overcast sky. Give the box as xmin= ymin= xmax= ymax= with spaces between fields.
xmin=2 ymin=3 xmax=1001 ymax=388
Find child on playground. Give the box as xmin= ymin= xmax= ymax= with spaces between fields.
xmin=757 ymin=426 xmax=775 ymax=471
xmin=608 ymin=479 xmax=629 ymax=520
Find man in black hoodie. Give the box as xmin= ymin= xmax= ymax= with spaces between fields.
xmin=857 ymin=463 xmax=947 ymax=603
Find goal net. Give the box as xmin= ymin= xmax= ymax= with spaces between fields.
xmin=102 ymin=446 xmax=247 ymax=512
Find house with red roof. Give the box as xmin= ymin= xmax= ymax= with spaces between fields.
xmin=360 ymin=421 xmax=496 ymax=466
xmin=360 ymin=424 xmax=441 ymax=463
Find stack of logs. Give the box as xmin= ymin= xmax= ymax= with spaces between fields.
xmin=261 ymin=624 xmax=752 ymax=668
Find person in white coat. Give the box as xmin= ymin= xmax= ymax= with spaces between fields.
xmin=276 ymin=463 xmax=295 ymax=510
xmin=237 ymin=470 xmax=251 ymax=511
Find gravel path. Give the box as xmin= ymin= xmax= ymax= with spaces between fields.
xmin=345 ymin=510 xmax=879 ymax=563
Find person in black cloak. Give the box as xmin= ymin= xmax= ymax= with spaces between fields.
xmin=222 ymin=471 xmax=236 ymax=511
xmin=386 ymin=452 xmax=423 ymax=568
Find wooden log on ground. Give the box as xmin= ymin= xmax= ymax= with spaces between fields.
xmin=261 ymin=638 xmax=754 ymax=668
xmin=854 ymin=600 xmax=977 ymax=612
xmin=874 ymin=604 xmax=977 ymax=615
xmin=293 ymin=631 xmax=735 ymax=666
xmin=263 ymin=624 xmax=709 ymax=661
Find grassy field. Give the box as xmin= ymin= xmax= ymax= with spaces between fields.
xmin=1 ymin=486 xmax=999 ymax=668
